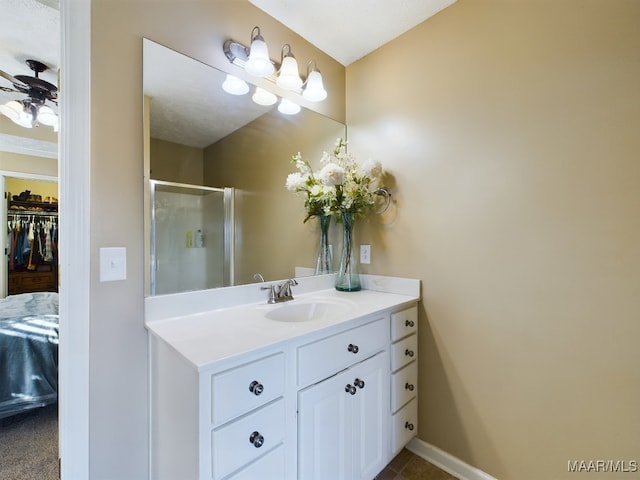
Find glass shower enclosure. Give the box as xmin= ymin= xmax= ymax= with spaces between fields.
xmin=150 ymin=180 xmax=234 ymax=295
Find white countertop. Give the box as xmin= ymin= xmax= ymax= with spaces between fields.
xmin=147 ymin=287 xmax=419 ymax=371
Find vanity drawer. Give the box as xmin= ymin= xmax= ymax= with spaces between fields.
xmin=391 ymin=305 xmax=418 ymax=342
xmin=211 ymin=352 xmax=285 ymax=426
xmin=391 ymin=334 xmax=418 ymax=372
xmin=297 ymin=317 xmax=387 ymax=386
xmin=391 ymin=361 xmax=417 ymax=412
xmin=212 ymin=398 xmax=286 ymax=480
xmin=391 ymin=398 xmax=418 ymax=455
xmin=226 ymin=443 xmax=285 ymax=480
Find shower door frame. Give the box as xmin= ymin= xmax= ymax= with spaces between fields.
xmin=149 ymin=180 xmax=235 ymax=295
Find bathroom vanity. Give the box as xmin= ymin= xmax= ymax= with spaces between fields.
xmin=145 ymin=275 xmax=420 ymax=480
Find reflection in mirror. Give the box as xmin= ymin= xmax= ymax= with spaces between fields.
xmin=143 ymin=39 xmax=346 ymax=295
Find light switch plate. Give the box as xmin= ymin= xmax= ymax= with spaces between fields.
xmin=100 ymin=247 xmax=127 ymax=282
xmin=360 ymin=244 xmax=371 ymax=264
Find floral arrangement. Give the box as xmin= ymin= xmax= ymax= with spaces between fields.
xmin=285 ymin=138 xmax=383 ymax=222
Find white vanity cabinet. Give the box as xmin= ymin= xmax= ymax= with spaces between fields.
xmin=148 ymin=283 xmax=420 ymax=480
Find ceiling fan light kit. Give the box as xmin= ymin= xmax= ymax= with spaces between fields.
xmin=223 ymin=26 xmax=328 ymax=114
xmin=0 ymin=59 xmax=59 ymax=131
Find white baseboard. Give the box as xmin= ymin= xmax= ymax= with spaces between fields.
xmin=406 ymin=438 xmax=498 ymax=480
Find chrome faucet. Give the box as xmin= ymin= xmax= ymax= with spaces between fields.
xmin=261 ymin=278 xmax=298 ymax=304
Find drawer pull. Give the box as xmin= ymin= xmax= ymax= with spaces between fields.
xmin=249 ymin=380 xmax=264 ymax=396
xmin=405 ymin=320 xmax=415 ymax=327
xmin=405 ymin=382 xmax=415 ymax=391
xmin=405 ymin=349 xmax=415 ymax=357
xmin=249 ymin=431 xmax=264 ymax=448
xmin=405 ymin=421 xmax=415 ymax=431
xmin=354 ymin=378 xmax=365 ymax=389
xmin=347 ymin=343 xmax=360 ymax=354
xmin=345 ymin=384 xmax=357 ymax=395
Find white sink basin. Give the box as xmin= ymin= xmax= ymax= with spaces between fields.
xmin=265 ymin=300 xmax=352 ymax=323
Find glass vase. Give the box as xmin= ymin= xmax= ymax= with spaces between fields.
xmin=314 ymin=214 xmax=333 ymax=275
xmin=335 ymin=212 xmax=362 ymax=291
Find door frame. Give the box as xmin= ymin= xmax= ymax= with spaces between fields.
xmin=59 ymin=0 xmax=91 ymax=478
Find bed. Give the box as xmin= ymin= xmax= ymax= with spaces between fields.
xmin=0 ymin=292 xmax=59 ymax=419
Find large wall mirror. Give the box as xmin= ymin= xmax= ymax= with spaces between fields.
xmin=143 ymin=39 xmax=345 ymax=295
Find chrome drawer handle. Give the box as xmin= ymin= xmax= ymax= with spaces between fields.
xmin=345 ymin=384 xmax=357 ymax=395
xmin=249 ymin=431 xmax=264 ymax=448
xmin=405 ymin=421 xmax=414 ymax=431
xmin=354 ymin=378 xmax=365 ymax=389
xmin=405 ymin=382 xmax=415 ymax=391
xmin=405 ymin=320 xmax=415 ymax=327
xmin=249 ymin=380 xmax=264 ymax=396
xmin=347 ymin=343 xmax=359 ymax=354
xmin=405 ymin=349 xmax=414 ymax=357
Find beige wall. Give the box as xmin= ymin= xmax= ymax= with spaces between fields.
xmin=150 ymin=137 xmax=204 ymax=185
xmin=347 ymin=0 xmax=640 ymax=478
xmin=90 ymin=1 xmax=345 ymax=478
xmin=204 ymin=108 xmax=344 ymax=284
xmin=0 ymin=151 xmax=57 ymax=177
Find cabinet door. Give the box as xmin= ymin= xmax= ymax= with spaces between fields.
xmin=298 ymin=368 xmax=352 ymax=480
xmin=351 ymin=351 xmax=390 ymax=480
xmin=298 ymin=352 xmax=389 ymax=480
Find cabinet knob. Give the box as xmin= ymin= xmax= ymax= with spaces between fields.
xmin=249 ymin=431 xmax=264 ymax=448
xmin=405 ymin=382 xmax=415 ymax=391
xmin=405 ymin=422 xmax=414 ymax=431
xmin=405 ymin=349 xmax=415 ymax=357
xmin=347 ymin=343 xmax=359 ymax=354
xmin=249 ymin=380 xmax=264 ymax=396
xmin=345 ymin=384 xmax=357 ymax=395
xmin=354 ymin=378 xmax=365 ymax=389
xmin=405 ymin=320 xmax=415 ymax=327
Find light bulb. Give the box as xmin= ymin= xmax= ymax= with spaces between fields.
xmin=278 ymin=98 xmax=300 ymax=115
xmin=222 ymin=74 xmax=249 ymax=95
xmin=252 ymin=87 xmax=277 ymax=106
xmin=277 ymin=55 xmax=303 ymax=90
xmin=302 ymin=70 xmax=327 ymax=102
xmin=245 ymin=30 xmax=274 ymax=77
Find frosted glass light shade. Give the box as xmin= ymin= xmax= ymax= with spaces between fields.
xmin=277 ymin=98 xmax=301 ymax=115
xmin=302 ymin=70 xmax=327 ymax=102
xmin=37 ymin=105 xmax=58 ymax=126
xmin=222 ymin=74 xmax=250 ymax=95
xmin=0 ymin=100 xmax=22 ymax=122
xmin=276 ymin=56 xmax=303 ymax=90
xmin=252 ymin=87 xmax=277 ymax=106
xmin=245 ymin=37 xmax=274 ymax=77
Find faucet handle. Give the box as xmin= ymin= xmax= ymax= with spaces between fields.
xmin=260 ymin=284 xmax=276 ymax=303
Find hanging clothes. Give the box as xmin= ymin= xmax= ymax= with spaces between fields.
xmin=7 ymin=214 xmax=58 ymax=272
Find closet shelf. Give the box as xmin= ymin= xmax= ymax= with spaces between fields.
xmin=8 ymin=200 xmax=58 ymax=214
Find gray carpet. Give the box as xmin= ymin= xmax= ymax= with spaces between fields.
xmin=0 ymin=403 xmax=59 ymax=480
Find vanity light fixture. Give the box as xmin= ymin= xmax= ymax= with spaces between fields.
xmin=252 ymin=87 xmax=277 ymax=106
xmin=276 ymin=44 xmax=303 ymax=91
xmin=277 ymin=98 xmax=301 ymax=115
xmin=244 ymin=26 xmax=274 ymax=77
xmin=302 ymin=61 xmax=327 ymax=102
xmin=223 ymin=26 xmax=328 ymax=105
xmin=221 ymin=74 xmax=250 ymax=95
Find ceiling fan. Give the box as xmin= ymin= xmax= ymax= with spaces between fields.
xmin=0 ymin=59 xmax=58 ymax=131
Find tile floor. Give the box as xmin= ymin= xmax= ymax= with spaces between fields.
xmin=375 ymin=448 xmax=459 ymax=480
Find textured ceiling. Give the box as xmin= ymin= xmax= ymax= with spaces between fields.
xmin=248 ymin=0 xmax=458 ymax=65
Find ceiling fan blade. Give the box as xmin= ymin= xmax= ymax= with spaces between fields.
xmin=0 ymin=69 xmax=29 ymax=90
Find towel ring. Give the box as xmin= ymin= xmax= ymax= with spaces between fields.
xmin=374 ymin=187 xmax=392 ymax=214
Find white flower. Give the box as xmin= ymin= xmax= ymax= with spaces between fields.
xmin=361 ymin=159 xmax=382 ymax=180
xmin=318 ymin=163 xmax=345 ymax=186
xmin=285 ymin=172 xmax=307 ymax=191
